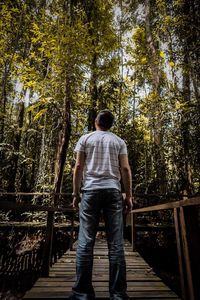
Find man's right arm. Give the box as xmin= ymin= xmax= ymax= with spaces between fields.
xmin=119 ymin=154 xmax=133 ymax=214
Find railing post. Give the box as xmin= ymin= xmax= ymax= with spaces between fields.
xmin=131 ymin=212 xmax=136 ymax=252
xmin=181 ymin=206 xmax=200 ymax=300
xmin=179 ymin=206 xmax=195 ymax=300
xmin=69 ymin=212 xmax=75 ymax=251
xmin=174 ymin=205 xmax=200 ymax=300
xmin=174 ymin=208 xmax=187 ymax=300
xmin=41 ymin=211 xmax=54 ymax=277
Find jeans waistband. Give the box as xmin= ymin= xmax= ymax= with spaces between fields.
xmin=82 ymin=188 xmax=120 ymax=193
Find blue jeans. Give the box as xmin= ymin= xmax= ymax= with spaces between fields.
xmin=71 ymin=189 xmax=129 ymax=300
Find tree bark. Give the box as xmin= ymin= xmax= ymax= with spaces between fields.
xmin=144 ymin=0 xmax=167 ymax=194
xmin=7 ymin=102 xmax=24 ymax=192
xmin=83 ymin=0 xmax=98 ymax=131
xmin=88 ymin=53 xmax=98 ymax=131
xmin=53 ymin=75 xmax=71 ymax=205
xmin=0 ymin=65 xmax=9 ymax=143
xmin=0 ymin=5 xmax=25 ymax=143
xmin=179 ymin=0 xmax=194 ymax=196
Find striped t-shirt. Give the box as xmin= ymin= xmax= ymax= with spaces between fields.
xmin=75 ymin=130 xmax=127 ymax=191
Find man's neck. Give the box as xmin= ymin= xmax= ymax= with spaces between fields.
xmin=95 ymin=121 xmax=110 ymax=132
xmin=96 ymin=127 xmax=109 ymax=132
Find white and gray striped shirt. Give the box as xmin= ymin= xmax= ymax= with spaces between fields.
xmin=75 ymin=130 xmax=127 ymax=191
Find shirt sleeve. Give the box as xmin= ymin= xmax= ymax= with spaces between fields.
xmin=119 ymin=140 xmax=128 ymax=155
xmin=75 ymin=136 xmax=85 ymax=152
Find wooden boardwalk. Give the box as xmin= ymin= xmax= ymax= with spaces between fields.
xmin=24 ymin=238 xmax=181 ymax=299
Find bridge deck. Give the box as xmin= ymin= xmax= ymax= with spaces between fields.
xmin=23 ymin=238 xmax=180 ymax=299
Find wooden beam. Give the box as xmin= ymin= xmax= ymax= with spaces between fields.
xmin=179 ymin=207 xmax=195 ymax=300
xmin=41 ymin=211 xmax=54 ymax=277
xmin=0 ymin=192 xmax=71 ymax=196
xmin=2 ymin=196 xmax=200 ymax=215
xmin=182 ymin=206 xmax=200 ymax=300
xmin=0 ymin=201 xmax=74 ymax=213
xmin=173 ymin=208 xmax=187 ymax=300
xmin=131 ymin=213 xmax=136 ymax=252
xmin=131 ymin=197 xmax=200 ymax=214
xmin=69 ymin=213 xmax=75 ymax=251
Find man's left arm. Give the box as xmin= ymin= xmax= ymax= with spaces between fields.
xmin=72 ymin=151 xmax=85 ymax=209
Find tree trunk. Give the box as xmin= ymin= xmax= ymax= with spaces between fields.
xmin=0 ymin=6 xmax=25 ymax=143
xmin=0 ymin=66 xmax=9 ymax=143
xmin=7 ymin=102 xmax=24 ymax=192
xmin=53 ymin=74 xmax=72 ymax=205
xmin=86 ymin=0 xmax=98 ymax=131
xmin=88 ymin=53 xmax=98 ymax=131
xmin=144 ymin=0 xmax=167 ymax=194
xmin=179 ymin=0 xmax=194 ymax=196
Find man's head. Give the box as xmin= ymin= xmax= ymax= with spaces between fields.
xmin=95 ymin=110 xmax=114 ymax=130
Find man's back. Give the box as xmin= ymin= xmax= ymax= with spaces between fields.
xmin=71 ymin=110 xmax=132 ymax=300
xmin=75 ymin=130 xmax=127 ymax=190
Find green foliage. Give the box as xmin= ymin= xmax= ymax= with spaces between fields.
xmin=0 ymin=0 xmax=199 ymax=197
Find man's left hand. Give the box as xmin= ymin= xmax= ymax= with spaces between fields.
xmin=123 ymin=196 xmax=133 ymax=214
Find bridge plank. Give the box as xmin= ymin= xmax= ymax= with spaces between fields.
xmin=23 ymin=239 xmax=180 ymax=299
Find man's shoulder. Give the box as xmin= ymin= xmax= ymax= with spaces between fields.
xmin=75 ymin=132 xmax=95 ymax=151
xmin=109 ymin=132 xmax=126 ymax=144
xmin=79 ymin=131 xmax=95 ymax=140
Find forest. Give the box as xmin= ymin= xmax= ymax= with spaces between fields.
xmin=0 ymin=0 xmax=199 ymax=200
xmin=0 ymin=1 xmax=200 ymax=299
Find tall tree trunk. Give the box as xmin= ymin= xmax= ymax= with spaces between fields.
xmin=190 ymin=0 xmax=200 ymax=110
xmin=53 ymin=74 xmax=71 ymax=205
xmin=190 ymin=0 xmax=200 ymax=192
xmin=179 ymin=0 xmax=194 ymax=196
xmin=0 ymin=65 xmax=9 ymax=143
xmin=7 ymin=101 xmax=24 ymax=192
xmin=86 ymin=0 xmax=98 ymax=131
xmin=145 ymin=0 xmax=167 ymax=194
xmin=0 ymin=5 xmax=25 ymax=143
xmin=88 ymin=53 xmax=98 ymax=131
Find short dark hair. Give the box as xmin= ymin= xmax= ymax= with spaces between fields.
xmin=96 ymin=110 xmax=114 ymax=130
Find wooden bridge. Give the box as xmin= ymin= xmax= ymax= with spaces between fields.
xmin=23 ymin=238 xmax=180 ymax=299
xmin=0 ymin=193 xmax=200 ymax=300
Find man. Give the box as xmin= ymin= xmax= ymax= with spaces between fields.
xmin=70 ymin=110 xmax=133 ymax=300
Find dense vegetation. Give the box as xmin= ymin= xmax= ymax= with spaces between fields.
xmin=0 ymin=0 xmax=199 ymax=201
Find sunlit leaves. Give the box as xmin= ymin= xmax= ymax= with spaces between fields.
xmin=33 ymin=108 xmax=48 ymax=122
xmin=141 ymin=57 xmax=147 ymax=64
xmin=159 ymin=51 xmax=165 ymax=58
xmin=1 ymin=0 xmax=199 ymax=195
xmin=168 ymin=61 xmax=175 ymax=67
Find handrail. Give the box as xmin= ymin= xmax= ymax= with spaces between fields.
xmin=1 ymin=192 xmax=176 ymax=196
xmin=1 ymin=193 xmax=200 ymax=296
xmin=0 ymin=200 xmax=74 ymax=212
xmin=131 ymin=196 xmax=200 ymax=213
xmin=130 ymin=196 xmax=200 ymax=300
xmin=0 ymin=192 xmax=71 ymax=196
xmin=0 ymin=194 xmax=76 ymax=277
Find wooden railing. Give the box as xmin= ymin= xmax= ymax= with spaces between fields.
xmin=131 ymin=196 xmax=200 ymax=300
xmin=1 ymin=193 xmax=200 ymax=299
xmin=0 ymin=193 xmax=76 ymax=277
